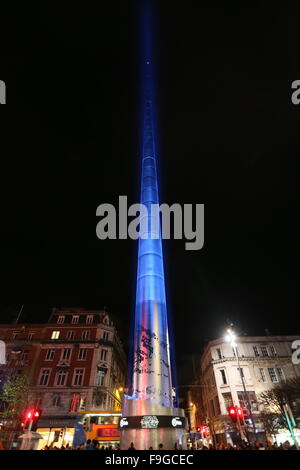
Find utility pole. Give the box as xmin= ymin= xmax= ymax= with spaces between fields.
xmin=225 ymin=328 xmax=257 ymax=441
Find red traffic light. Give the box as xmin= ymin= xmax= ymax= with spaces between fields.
xmin=24 ymin=408 xmax=41 ymax=423
xmin=227 ymin=405 xmax=237 ymax=422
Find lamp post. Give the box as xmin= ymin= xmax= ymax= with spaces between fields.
xmin=225 ymin=328 xmax=257 ymax=441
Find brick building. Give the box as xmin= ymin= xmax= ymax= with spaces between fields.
xmin=0 ymin=308 xmax=127 ymax=448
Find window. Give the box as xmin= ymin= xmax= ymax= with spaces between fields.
xmin=78 ymin=348 xmax=87 ymax=361
xmin=261 ymin=345 xmax=269 ymax=357
xmin=45 ymin=349 xmax=55 ymax=361
xmin=21 ymin=350 xmax=29 ymax=361
xmin=72 ymin=315 xmax=79 ymax=324
xmin=28 ymin=333 xmax=34 ymax=340
xmin=222 ymin=392 xmax=233 ymax=409
xmin=61 ymin=348 xmax=71 ymax=361
xmin=73 ymin=368 xmax=84 ymax=386
xmin=259 ymin=368 xmax=267 ymax=382
xmin=66 ymin=330 xmax=75 ymax=340
xmin=70 ymin=393 xmax=80 ymax=412
xmin=39 ymin=369 xmax=50 ymax=386
xmin=237 ymin=367 xmax=244 ymax=379
xmin=253 ymin=346 xmax=260 ymax=357
xmin=237 ymin=391 xmax=258 ymax=412
xmin=277 ymin=367 xmax=285 ymax=381
xmin=52 ymin=394 xmax=61 ymax=407
xmin=220 ymin=369 xmax=227 ymax=385
xmin=86 ymin=315 xmax=94 ymax=324
xmin=268 ymin=367 xmax=278 ymax=383
xmin=100 ymin=349 xmax=108 ymax=361
xmin=82 ymin=330 xmax=90 ymax=340
xmin=57 ymin=316 xmax=65 ymax=324
xmin=216 ymin=348 xmax=222 ymax=360
xmin=96 ymin=370 xmax=105 ymax=386
xmin=56 ymin=370 xmax=68 ymax=386
xmin=103 ymin=331 xmax=109 ymax=341
xmin=232 ymin=347 xmax=239 ymax=357
xmin=51 ymin=331 xmax=60 ymax=340
xmin=269 ymin=345 xmax=277 ymax=357
xmin=12 ymin=332 xmax=18 ymax=340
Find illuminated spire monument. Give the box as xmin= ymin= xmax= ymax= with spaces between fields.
xmin=120 ymin=4 xmax=187 ymax=450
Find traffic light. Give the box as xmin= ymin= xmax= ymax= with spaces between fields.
xmin=23 ymin=408 xmax=42 ymax=431
xmin=83 ymin=416 xmax=91 ymax=432
xmin=227 ymin=405 xmax=237 ymax=422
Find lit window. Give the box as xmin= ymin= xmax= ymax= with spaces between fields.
xmin=39 ymin=369 xmax=50 ymax=386
xmin=72 ymin=315 xmax=79 ymax=324
xmin=51 ymin=331 xmax=60 ymax=340
xmin=268 ymin=367 xmax=278 ymax=383
xmin=57 ymin=316 xmax=65 ymax=324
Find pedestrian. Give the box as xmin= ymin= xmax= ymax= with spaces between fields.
xmin=128 ymin=442 xmax=136 ymax=450
xmin=158 ymin=443 xmax=164 ymax=450
xmin=85 ymin=439 xmax=94 ymax=450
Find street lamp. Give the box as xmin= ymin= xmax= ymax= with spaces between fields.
xmin=225 ymin=328 xmax=257 ymax=439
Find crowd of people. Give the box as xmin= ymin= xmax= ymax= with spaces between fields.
xmin=191 ymin=439 xmax=297 ymax=450
xmin=40 ymin=438 xmax=298 ymax=450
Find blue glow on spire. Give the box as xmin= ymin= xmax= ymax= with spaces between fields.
xmin=130 ymin=2 xmax=174 ymax=408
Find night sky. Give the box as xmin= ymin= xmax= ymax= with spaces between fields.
xmin=1 ymin=2 xmax=300 ymax=384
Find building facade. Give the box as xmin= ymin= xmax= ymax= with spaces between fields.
xmin=192 ymin=335 xmax=300 ymax=446
xmin=0 ymin=308 xmax=127 ymax=449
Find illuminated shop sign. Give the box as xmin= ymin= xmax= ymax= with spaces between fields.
xmin=118 ymin=415 xmax=186 ymax=429
xmin=97 ymin=428 xmax=120 ymax=437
